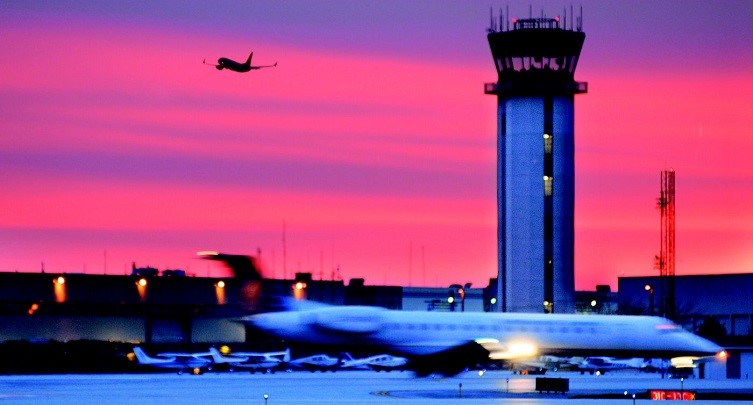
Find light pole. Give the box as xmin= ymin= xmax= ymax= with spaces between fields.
xmin=459 ymin=283 xmax=472 ymax=312
xmin=645 ymin=284 xmax=655 ymax=316
xmin=449 ymin=283 xmax=471 ymax=312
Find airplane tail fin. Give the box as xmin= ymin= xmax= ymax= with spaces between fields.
xmin=245 ymin=52 xmax=253 ymax=66
xmin=199 ymin=252 xmax=263 ymax=281
xmin=208 ymin=347 xmax=228 ymax=363
xmin=199 ymin=252 xmax=263 ymax=312
xmin=132 ymin=346 xmax=160 ymax=364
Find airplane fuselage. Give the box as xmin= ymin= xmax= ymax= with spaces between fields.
xmin=216 ymin=58 xmax=251 ymax=72
xmin=246 ymin=306 xmax=722 ymax=361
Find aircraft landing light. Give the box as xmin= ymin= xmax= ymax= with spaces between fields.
xmin=486 ymin=341 xmax=538 ymax=360
xmin=670 ymin=356 xmax=696 ymax=368
xmin=508 ymin=342 xmax=537 ymax=358
xmin=196 ymin=251 xmax=219 ymax=257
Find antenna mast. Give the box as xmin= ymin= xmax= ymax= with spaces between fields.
xmin=655 ymin=169 xmax=676 ymax=319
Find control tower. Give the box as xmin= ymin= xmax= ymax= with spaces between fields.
xmin=485 ymin=10 xmax=587 ymax=313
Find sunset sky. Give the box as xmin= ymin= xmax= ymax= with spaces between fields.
xmin=2 ymin=1 xmax=752 ymax=290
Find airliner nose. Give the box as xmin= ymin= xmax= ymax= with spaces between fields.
xmin=247 ymin=312 xmax=277 ymax=332
xmin=685 ymin=333 xmax=723 ymax=357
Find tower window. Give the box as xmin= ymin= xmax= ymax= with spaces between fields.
xmin=543 ymin=176 xmax=553 ymax=196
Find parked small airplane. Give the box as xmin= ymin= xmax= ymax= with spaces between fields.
xmin=208 ymin=347 xmax=289 ymax=373
xmin=201 ymin=252 xmax=726 ymax=377
xmin=576 ymin=356 xmax=646 ymax=375
xmin=510 ymin=355 xmax=580 ymax=374
xmin=203 ymin=52 xmax=277 ymax=72
xmin=288 ymin=353 xmax=342 ymax=372
xmin=132 ymin=346 xmax=212 ymax=375
xmin=341 ymin=353 xmax=409 ymax=372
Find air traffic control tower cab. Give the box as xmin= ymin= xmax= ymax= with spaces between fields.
xmin=485 ymin=15 xmax=587 ymax=95
xmin=486 ymin=11 xmax=587 ymax=314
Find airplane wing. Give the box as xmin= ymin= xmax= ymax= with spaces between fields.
xmin=202 ymin=59 xmax=220 ymax=68
xmin=159 ymin=351 xmax=212 ymax=359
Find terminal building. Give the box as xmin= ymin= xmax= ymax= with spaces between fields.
xmin=1 ymin=269 xmax=751 ymax=378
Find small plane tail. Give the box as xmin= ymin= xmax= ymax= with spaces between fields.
xmin=133 ymin=346 xmax=161 ymax=364
xmin=245 ymin=52 xmax=253 ymax=66
xmin=341 ymin=352 xmax=355 ymax=361
xmin=208 ymin=347 xmax=231 ymax=363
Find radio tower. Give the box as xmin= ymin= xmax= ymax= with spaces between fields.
xmin=655 ymin=169 xmax=675 ymax=319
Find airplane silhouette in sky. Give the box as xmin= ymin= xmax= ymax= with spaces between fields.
xmin=203 ymin=52 xmax=277 ymax=72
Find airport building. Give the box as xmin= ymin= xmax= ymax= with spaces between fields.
xmin=0 ymin=270 xmax=401 ymax=345
xmin=619 ymin=274 xmax=753 ymax=379
xmin=485 ymin=13 xmax=587 ymax=314
xmin=0 ymin=270 xmax=751 ymax=377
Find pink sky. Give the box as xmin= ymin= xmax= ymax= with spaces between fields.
xmin=1 ymin=1 xmax=752 ymax=290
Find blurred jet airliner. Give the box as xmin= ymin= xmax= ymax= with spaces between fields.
xmin=201 ymin=252 xmax=725 ymax=377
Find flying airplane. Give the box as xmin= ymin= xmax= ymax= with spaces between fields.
xmin=203 ymin=52 xmax=277 ymax=72
xmin=201 ymin=252 xmax=726 ymax=377
xmin=208 ymin=347 xmax=289 ymax=373
xmin=132 ymin=346 xmax=212 ymax=375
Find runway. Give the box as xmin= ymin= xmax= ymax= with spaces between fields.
xmin=1 ymin=371 xmax=751 ymax=404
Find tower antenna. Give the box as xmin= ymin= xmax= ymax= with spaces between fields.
xmin=489 ymin=7 xmax=494 ymax=33
xmin=563 ymin=7 xmax=567 ymax=30
xmin=506 ymin=5 xmax=510 ymax=30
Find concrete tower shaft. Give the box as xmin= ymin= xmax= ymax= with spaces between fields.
xmin=486 ymin=15 xmax=587 ymax=314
